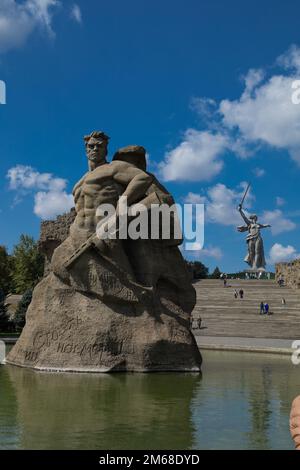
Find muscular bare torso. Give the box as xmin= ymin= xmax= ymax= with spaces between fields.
xmin=72 ymin=161 xmax=153 ymax=232
xmin=73 ymin=164 xmax=123 ymax=231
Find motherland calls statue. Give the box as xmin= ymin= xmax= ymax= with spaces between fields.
xmin=237 ymin=185 xmax=271 ymax=271
xmin=7 ymin=131 xmax=202 ymax=372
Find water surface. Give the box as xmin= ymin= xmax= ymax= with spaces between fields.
xmin=0 ymin=350 xmax=298 ymax=449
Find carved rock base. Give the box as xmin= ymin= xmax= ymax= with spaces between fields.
xmin=6 ymin=274 xmax=202 ymax=372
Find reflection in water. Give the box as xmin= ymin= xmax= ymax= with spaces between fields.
xmin=1 ymin=350 xmax=300 ymax=449
xmin=0 ymin=366 xmax=19 ymax=449
xmin=247 ymin=366 xmax=272 ymax=449
xmin=5 ymin=366 xmax=200 ymax=450
xmin=191 ymin=351 xmax=300 ymax=450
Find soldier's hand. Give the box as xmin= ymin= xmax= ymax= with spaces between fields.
xmin=91 ymin=236 xmax=107 ymax=253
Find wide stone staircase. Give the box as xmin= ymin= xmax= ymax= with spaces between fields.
xmin=192 ymin=279 xmax=300 ymax=339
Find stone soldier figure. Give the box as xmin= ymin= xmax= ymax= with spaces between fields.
xmin=7 ymin=131 xmax=201 ymax=373
xmin=51 ymin=131 xmax=156 ymax=301
xmin=50 ymin=134 xmax=194 ymax=310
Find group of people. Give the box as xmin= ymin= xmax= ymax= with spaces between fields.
xmin=234 ymin=289 xmax=244 ymax=299
xmin=259 ymin=302 xmax=270 ymax=315
xmin=190 ymin=317 xmax=202 ymax=330
xmin=259 ymin=298 xmax=286 ymax=315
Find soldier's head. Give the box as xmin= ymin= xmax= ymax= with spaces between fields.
xmin=249 ymin=214 xmax=258 ymax=223
xmin=84 ymin=131 xmax=110 ymax=168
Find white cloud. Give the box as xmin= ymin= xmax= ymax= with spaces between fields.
xmin=277 ymin=44 xmax=300 ymax=73
xmin=186 ymin=186 xmax=296 ymax=237
xmin=184 ymin=182 xmax=255 ymax=226
xmin=220 ymin=74 xmax=300 ymax=163
xmin=189 ymin=97 xmax=218 ymax=125
xmin=187 ymin=183 xmax=254 ymax=226
xmin=159 ymin=129 xmax=229 ymax=182
xmin=7 ymin=165 xmax=73 ymax=219
xmin=178 ymin=45 xmax=300 ymax=181
xmin=276 ymin=196 xmax=285 ymax=207
xmin=0 ymin=0 xmax=60 ymax=53
xmin=183 ymin=242 xmax=223 ymax=260
xmin=268 ymin=243 xmax=300 ymax=264
xmin=184 ymin=192 xmax=206 ymax=204
xmin=187 ymin=243 xmax=223 ymax=259
xmin=7 ymin=164 xmax=66 ymax=191
xmin=70 ymin=3 xmax=82 ymax=24
xmin=206 ymin=183 xmax=256 ymax=226
xmin=261 ymin=209 xmax=296 ymax=235
xmin=219 ymin=47 xmax=300 ymax=165
xmin=161 ymin=46 xmax=300 ymax=183
xmin=201 ymin=245 xmax=223 ymax=259
xmin=34 ymin=190 xmax=73 ymax=219
xmin=253 ymin=167 xmax=265 ymax=178
xmin=243 ymin=68 xmax=265 ymax=96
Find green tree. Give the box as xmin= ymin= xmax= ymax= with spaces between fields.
xmin=210 ymin=266 xmax=222 ymax=279
xmin=0 ymin=246 xmax=12 ymax=294
xmin=193 ymin=261 xmax=209 ymax=279
xmin=186 ymin=261 xmax=209 ymax=279
xmin=11 ymin=235 xmax=44 ymax=294
xmin=0 ymin=288 xmax=14 ymax=333
xmin=14 ymin=289 xmax=33 ymax=330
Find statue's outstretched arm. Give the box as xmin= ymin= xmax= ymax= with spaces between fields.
xmin=238 ymin=205 xmax=250 ymax=226
xmin=259 ymin=223 xmax=271 ymax=229
xmin=237 ymin=225 xmax=248 ymax=233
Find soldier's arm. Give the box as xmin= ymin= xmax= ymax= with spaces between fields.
xmin=112 ymin=162 xmax=153 ymax=206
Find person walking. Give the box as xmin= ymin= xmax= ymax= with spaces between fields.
xmin=239 ymin=289 xmax=244 ymax=299
xmin=264 ymin=303 xmax=269 ymax=315
xmin=260 ymin=301 xmax=265 ymax=315
xmin=234 ymin=289 xmax=238 ymax=299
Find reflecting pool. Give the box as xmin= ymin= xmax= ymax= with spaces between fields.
xmin=0 ymin=350 xmax=298 ymax=449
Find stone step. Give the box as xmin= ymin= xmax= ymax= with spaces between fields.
xmin=192 ymin=279 xmax=300 ymax=340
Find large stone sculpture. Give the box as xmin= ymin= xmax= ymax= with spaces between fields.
xmin=7 ymin=131 xmax=202 ymax=372
xmin=237 ymin=204 xmax=271 ymax=272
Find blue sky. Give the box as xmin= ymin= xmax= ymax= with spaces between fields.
xmin=1 ymin=0 xmax=300 ymax=272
